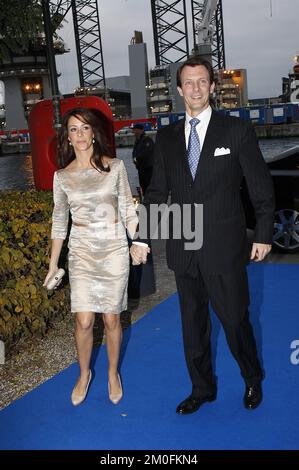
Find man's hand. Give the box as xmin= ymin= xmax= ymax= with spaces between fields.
xmin=130 ymin=244 xmax=150 ymax=265
xmin=250 ymin=243 xmax=272 ymax=262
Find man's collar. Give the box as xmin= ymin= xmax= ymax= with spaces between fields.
xmin=185 ymin=105 xmax=212 ymax=125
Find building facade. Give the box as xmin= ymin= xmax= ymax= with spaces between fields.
xmin=215 ymin=68 xmax=248 ymax=109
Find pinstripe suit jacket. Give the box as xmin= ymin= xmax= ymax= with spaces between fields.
xmin=142 ymin=110 xmax=275 ymax=275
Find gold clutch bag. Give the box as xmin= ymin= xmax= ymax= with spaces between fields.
xmin=45 ymin=268 xmax=65 ymax=290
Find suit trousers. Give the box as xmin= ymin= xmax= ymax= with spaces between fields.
xmin=175 ymin=258 xmax=263 ymax=398
xmin=138 ymin=168 xmax=153 ymax=195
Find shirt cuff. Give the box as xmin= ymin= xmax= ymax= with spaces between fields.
xmin=132 ymin=241 xmax=148 ymax=247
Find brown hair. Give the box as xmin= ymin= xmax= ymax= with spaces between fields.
xmin=177 ymin=56 xmax=215 ymax=87
xmin=58 ymin=107 xmax=113 ymax=171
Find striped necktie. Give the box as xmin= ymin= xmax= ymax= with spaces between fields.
xmin=187 ymin=118 xmax=201 ymax=180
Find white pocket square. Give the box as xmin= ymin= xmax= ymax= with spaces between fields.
xmin=214 ymin=147 xmax=231 ymax=157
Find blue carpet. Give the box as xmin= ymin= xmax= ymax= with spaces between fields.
xmin=1 ymin=264 xmax=299 ymax=450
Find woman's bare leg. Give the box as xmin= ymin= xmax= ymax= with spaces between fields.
xmin=73 ymin=311 xmax=95 ymax=395
xmin=103 ymin=313 xmax=122 ymax=395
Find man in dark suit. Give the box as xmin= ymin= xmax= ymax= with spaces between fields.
xmin=130 ymin=56 xmax=275 ymax=414
xmin=132 ymin=123 xmax=154 ymax=195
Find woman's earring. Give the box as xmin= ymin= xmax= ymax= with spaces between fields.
xmin=68 ymin=140 xmax=72 ymax=146
xmin=92 ymin=137 xmax=95 ymax=144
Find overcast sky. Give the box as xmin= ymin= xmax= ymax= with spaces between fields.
xmin=56 ymin=0 xmax=298 ymax=99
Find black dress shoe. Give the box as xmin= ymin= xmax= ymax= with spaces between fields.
xmin=176 ymin=393 xmax=217 ymax=415
xmin=243 ymin=383 xmax=263 ymax=410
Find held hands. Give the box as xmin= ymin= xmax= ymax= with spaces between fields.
xmin=250 ymin=243 xmax=272 ymax=262
xmin=130 ymin=244 xmax=150 ymax=265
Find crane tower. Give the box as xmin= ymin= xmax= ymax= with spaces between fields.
xmin=150 ymin=0 xmax=189 ymax=65
xmin=49 ymin=0 xmax=106 ymax=87
xmin=191 ymin=0 xmax=225 ymax=69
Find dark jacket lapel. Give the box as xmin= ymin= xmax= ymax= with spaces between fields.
xmin=194 ymin=110 xmax=223 ymax=183
xmin=173 ymin=117 xmax=193 ymax=180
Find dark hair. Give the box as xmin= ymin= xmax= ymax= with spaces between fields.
xmin=177 ymin=56 xmax=215 ymax=87
xmin=58 ymin=107 xmax=113 ymax=171
xmin=133 ymin=123 xmax=144 ymax=130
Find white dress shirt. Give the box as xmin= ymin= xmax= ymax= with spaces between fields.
xmin=185 ymin=105 xmax=212 ymax=150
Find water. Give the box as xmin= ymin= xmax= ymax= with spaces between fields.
xmin=1 ymin=137 xmax=299 ymax=192
xmin=0 ymin=153 xmax=35 ymax=191
xmin=259 ymin=137 xmax=299 ymax=161
xmin=0 ymin=147 xmax=140 ymax=193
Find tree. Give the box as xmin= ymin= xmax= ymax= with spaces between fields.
xmin=0 ymin=0 xmax=44 ymax=62
xmin=0 ymin=0 xmax=65 ymax=63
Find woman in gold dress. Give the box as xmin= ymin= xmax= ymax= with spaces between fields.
xmin=43 ymin=108 xmax=138 ymax=406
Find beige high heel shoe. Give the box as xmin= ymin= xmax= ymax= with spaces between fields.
xmin=71 ymin=370 xmax=92 ymax=406
xmin=108 ymin=373 xmax=123 ymax=405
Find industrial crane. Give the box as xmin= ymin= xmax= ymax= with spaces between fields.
xmin=193 ymin=0 xmax=219 ymax=64
xmin=48 ymin=0 xmax=105 ymax=87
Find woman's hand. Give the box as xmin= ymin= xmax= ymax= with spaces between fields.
xmin=43 ymin=265 xmax=58 ymax=288
xmin=130 ymin=244 xmax=150 ymax=265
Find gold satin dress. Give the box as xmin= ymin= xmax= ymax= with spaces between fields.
xmin=51 ymin=158 xmax=138 ymax=314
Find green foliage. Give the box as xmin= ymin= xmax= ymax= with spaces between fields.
xmin=0 ymin=190 xmax=70 ymax=353
xmin=0 ymin=0 xmax=44 ymax=62
xmin=0 ymin=0 xmax=66 ymax=63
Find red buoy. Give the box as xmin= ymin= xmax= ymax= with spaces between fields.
xmin=29 ymin=96 xmax=115 ymax=190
